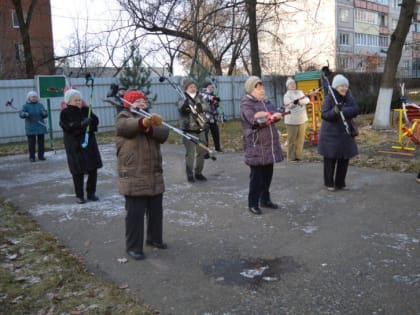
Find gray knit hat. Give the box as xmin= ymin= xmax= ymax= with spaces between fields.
xmin=182 ymin=79 xmax=196 ymax=91
xmin=27 ymin=91 xmax=38 ymax=99
xmin=285 ymin=77 xmax=295 ymax=88
xmin=244 ymin=76 xmax=262 ymax=94
xmin=64 ymin=89 xmax=82 ymax=104
xmin=332 ymin=74 xmax=349 ymax=89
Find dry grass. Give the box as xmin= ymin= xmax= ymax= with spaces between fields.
xmin=0 ymin=198 xmax=157 ymax=314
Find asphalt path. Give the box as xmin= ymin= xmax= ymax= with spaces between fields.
xmin=0 ymin=143 xmax=419 ymax=314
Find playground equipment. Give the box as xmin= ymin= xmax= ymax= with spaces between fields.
xmin=294 ymin=70 xmax=324 ymax=144
xmin=390 ymin=84 xmax=420 ymax=151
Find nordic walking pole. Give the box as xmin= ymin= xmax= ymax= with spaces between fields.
xmin=81 ymin=73 xmax=94 ymax=148
xmin=103 ymin=97 xmax=217 ymax=160
xmin=325 ymin=78 xmax=351 ymax=135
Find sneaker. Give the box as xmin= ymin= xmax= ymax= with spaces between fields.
xmin=417 ymin=175 xmax=420 ymax=183
xmin=38 ymin=157 xmax=46 ymax=161
xmin=326 ymin=187 xmax=336 ymax=192
xmin=187 ymin=175 xmax=195 ymax=183
xmin=195 ymin=174 xmax=207 ymax=181
xmin=29 ymin=158 xmax=35 ymax=162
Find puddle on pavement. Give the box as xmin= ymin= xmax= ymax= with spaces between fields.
xmin=203 ymin=256 xmax=301 ymax=287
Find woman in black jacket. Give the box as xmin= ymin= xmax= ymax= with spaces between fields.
xmin=60 ymin=89 xmax=102 ymax=204
xmin=317 ymin=74 xmax=359 ymax=191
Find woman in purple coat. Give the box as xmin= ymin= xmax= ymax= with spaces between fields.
xmin=317 ymin=74 xmax=359 ymax=191
xmin=240 ymin=76 xmax=284 ymax=215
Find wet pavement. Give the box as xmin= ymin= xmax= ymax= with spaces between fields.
xmin=0 ymin=143 xmax=419 ymax=314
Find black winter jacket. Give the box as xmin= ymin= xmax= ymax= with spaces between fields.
xmin=317 ymin=89 xmax=359 ymax=159
xmin=60 ymin=105 xmax=103 ymax=174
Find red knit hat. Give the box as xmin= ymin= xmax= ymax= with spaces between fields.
xmin=123 ymin=90 xmax=146 ymax=108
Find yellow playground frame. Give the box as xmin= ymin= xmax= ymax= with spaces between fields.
xmin=391 ymin=108 xmax=420 ymax=151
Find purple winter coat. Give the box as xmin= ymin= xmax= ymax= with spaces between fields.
xmin=317 ymin=89 xmax=359 ymax=159
xmin=240 ymin=94 xmax=284 ymax=166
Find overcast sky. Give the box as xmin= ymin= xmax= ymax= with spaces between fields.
xmin=50 ymin=0 xmax=123 ymax=55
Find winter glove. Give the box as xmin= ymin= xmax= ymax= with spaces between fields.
xmin=181 ymin=100 xmax=191 ymax=113
xmin=293 ymin=99 xmax=299 ymax=105
xmin=143 ymin=113 xmax=163 ymax=128
xmin=81 ymin=117 xmax=92 ymax=128
xmin=211 ymin=96 xmax=220 ymax=103
xmin=195 ymin=102 xmax=203 ymax=112
xmin=333 ymin=102 xmax=344 ymax=114
xmin=41 ymin=109 xmax=48 ymax=117
xmin=21 ymin=111 xmax=30 ymax=118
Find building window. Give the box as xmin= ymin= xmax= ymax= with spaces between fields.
xmin=15 ymin=43 xmax=24 ymax=62
xmin=339 ymin=33 xmax=350 ymax=46
xmin=11 ymin=9 xmax=27 ymax=28
xmin=12 ymin=10 xmax=19 ymax=28
xmin=339 ymin=8 xmax=349 ymax=23
xmin=370 ymin=0 xmax=389 ymax=5
xmin=338 ymin=55 xmax=352 ymax=70
xmin=355 ymin=33 xmax=379 ymax=47
xmin=379 ymin=35 xmax=389 ymax=47
xmin=356 ymin=9 xmax=377 ymax=25
xmin=401 ymin=60 xmax=409 ymax=70
xmin=379 ymin=14 xmax=388 ymax=27
xmin=392 ymin=0 xmax=401 ymax=9
xmin=413 ymin=22 xmax=420 ymax=32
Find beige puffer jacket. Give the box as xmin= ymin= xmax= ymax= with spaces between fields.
xmin=115 ymin=109 xmax=169 ymax=197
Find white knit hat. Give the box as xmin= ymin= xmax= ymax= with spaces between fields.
xmin=27 ymin=91 xmax=38 ymax=99
xmin=332 ymin=74 xmax=349 ymax=89
xmin=285 ymin=77 xmax=295 ymax=88
xmin=64 ymin=89 xmax=82 ymax=104
xmin=244 ymin=76 xmax=262 ymax=93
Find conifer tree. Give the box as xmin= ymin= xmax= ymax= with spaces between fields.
xmin=119 ymin=47 xmax=157 ymax=104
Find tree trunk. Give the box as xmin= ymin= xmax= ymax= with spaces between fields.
xmin=246 ymin=0 xmax=261 ymax=77
xmin=11 ymin=0 xmax=37 ymax=78
xmin=373 ymin=0 xmax=416 ymax=129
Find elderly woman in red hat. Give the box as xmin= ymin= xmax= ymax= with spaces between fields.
xmin=115 ymin=90 xmax=169 ymax=260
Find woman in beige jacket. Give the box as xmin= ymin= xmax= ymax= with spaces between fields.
xmin=283 ymin=77 xmax=310 ymax=162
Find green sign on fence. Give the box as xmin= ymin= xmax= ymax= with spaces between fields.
xmin=35 ymin=75 xmax=66 ymax=98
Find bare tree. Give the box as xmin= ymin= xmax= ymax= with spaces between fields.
xmin=116 ymin=0 xmax=259 ymax=75
xmin=246 ymin=0 xmax=261 ymax=76
xmin=373 ymin=0 xmax=417 ymax=129
xmin=11 ymin=0 xmax=37 ymax=77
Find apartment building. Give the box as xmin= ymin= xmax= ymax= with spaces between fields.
xmin=0 ymin=0 xmax=54 ymax=79
xmin=260 ymin=0 xmax=419 ymax=77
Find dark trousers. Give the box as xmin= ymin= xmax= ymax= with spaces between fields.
xmin=248 ymin=164 xmax=274 ymax=208
xmin=125 ymin=194 xmax=163 ymax=252
xmin=27 ymin=134 xmax=45 ymax=159
xmin=205 ymin=122 xmax=221 ymax=151
xmin=71 ymin=170 xmax=97 ymax=199
xmin=323 ymin=157 xmax=349 ymax=188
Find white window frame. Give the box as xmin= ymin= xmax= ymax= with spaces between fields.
xmin=339 ymin=33 xmax=350 ymax=46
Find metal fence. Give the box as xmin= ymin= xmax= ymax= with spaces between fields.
xmin=0 ymin=75 xmax=287 ymax=144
